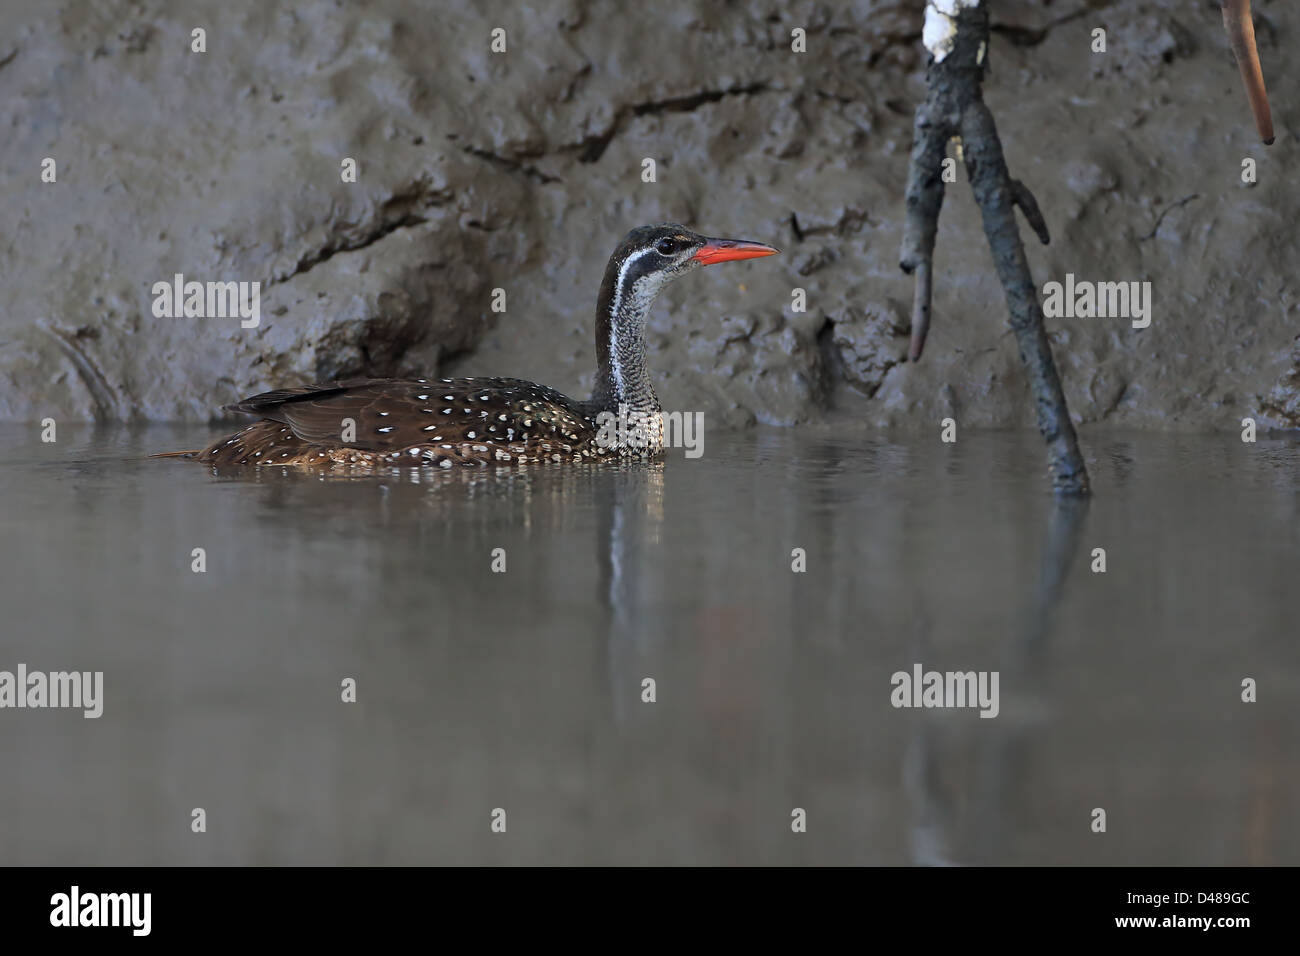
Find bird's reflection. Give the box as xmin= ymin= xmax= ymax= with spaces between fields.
xmin=905 ymin=495 xmax=1090 ymax=865
xmin=594 ymin=461 xmax=665 ymax=724
xmin=211 ymin=456 xmax=672 ymax=729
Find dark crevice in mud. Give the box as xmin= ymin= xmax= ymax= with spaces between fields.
xmin=816 ymin=314 xmax=901 ymax=403
xmin=1141 ymin=193 xmax=1199 ymax=241
xmin=989 ymin=5 xmax=1095 ymax=48
xmin=1259 ymin=399 xmax=1300 ymax=428
xmin=990 ymin=23 xmax=1050 ymax=46
xmin=812 ymin=88 xmax=855 ymax=105
xmin=568 ymin=83 xmax=771 ymax=163
xmin=814 ymin=316 xmax=840 ymax=407
xmin=793 ymin=207 xmax=871 ymax=240
xmin=865 ymin=33 xmax=922 ymax=67
xmin=863 ymin=357 xmax=902 ymax=400
xmin=275 ymin=213 xmax=428 ymax=284
xmin=39 ymin=321 xmax=120 ymax=421
xmin=270 ymin=181 xmax=450 ymax=286
xmin=461 ymin=145 xmax=562 ymax=185
xmin=313 ymin=310 xmax=434 ymax=382
xmin=1259 ymin=352 xmax=1300 ymax=427
xmin=0 ymin=47 xmax=18 ymax=71
xmin=1102 ymin=380 xmax=1130 ymax=420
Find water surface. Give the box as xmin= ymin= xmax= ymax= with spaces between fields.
xmin=1 ymin=424 xmax=1296 ymax=864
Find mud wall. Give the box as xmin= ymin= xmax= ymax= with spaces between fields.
xmin=1 ymin=0 xmax=1295 ymax=428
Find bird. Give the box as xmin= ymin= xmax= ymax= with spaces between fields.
xmin=169 ymin=223 xmax=778 ymax=469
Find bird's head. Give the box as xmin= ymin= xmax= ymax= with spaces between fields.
xmin=608 ymin=223 xmax=779 ymax=295
xmin=590 ymin=222 xmax=778 ymax=412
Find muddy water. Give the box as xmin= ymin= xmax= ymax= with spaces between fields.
xmin=0 ymin=423 xmax=1296 ymax=864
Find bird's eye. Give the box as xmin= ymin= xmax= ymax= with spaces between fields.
xmin=656 ymin=238 xmax=677 ymax=255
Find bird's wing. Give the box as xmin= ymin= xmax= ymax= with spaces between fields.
xmin=225 ymin=378 xmax=592 ymax=453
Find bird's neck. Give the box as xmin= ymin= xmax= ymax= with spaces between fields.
xmin=589 ymin=253 xmax=661 ymax=415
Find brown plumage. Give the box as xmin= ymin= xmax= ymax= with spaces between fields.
xmin=196 ymin=377 xmax=607 ymax=468
xmin=170 ymin=224 xmax=778 ymax=469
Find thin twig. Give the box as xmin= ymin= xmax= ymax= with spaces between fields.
xmin=1221 ymin=0 xmax=1274 ymax=144
xmin=1009 ymin=179 xmax=1050 ymax=246
xmin=909 ymin=259 xmax=932 ymax=362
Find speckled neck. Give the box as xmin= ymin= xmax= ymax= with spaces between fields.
xmin=589 ymin=246 xmax=663 ymax=416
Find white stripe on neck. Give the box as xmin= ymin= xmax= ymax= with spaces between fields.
xmin=607 ymin=246 xmax=656 ymax=399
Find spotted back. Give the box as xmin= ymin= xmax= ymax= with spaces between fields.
xmin=194 ymin=376 xmax=625 ymax=467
